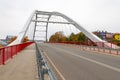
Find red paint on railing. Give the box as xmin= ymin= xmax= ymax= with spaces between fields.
xmin=0 ymin=42 xmax=34 ymax=65
xmin=49 ymin=41 xmax=120 ymax=48
xmin=50 ymin=42 xmax=120 ymax=55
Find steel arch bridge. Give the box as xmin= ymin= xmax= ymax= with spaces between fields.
xmin=9 ymin=10 xmax=119 ymax=49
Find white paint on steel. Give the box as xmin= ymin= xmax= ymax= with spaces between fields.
xmin=8 ymin=10 xmax=119 ymax=49
xmin=8 ymin=10 xmax=36 ymax=46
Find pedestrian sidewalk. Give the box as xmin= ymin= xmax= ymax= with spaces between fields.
xmin=0 ymin=44 xmax=38 ymax=80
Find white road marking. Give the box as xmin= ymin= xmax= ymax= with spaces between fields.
xmin=44 ymin=52 xmax=66 ymax=80
xmin=63 ymin=49 xmax=120 ymax=73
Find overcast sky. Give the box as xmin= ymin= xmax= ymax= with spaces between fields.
xmin=0 ymin=0 xmax=120 ymax=39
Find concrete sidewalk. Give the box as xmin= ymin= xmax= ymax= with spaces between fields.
xmin=0 ymin=44 xmax=38 ymax=80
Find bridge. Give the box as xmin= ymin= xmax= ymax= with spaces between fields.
xmin=0 ymin=10 xmax=120 ymax=80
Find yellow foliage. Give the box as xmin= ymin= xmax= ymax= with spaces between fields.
xmin=49 ymin=32 xmax=66 ymax=42
xmin=0 ymin=44 xmax=3 ymax=48
xmin=8 ymin=36 xmax=17 ymax=44
xmin=114 ymin=34 xmax=120 ymax=41
xmin=22 ymin=36 xmax=29 ymax=42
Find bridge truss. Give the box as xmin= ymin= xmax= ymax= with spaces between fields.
xmin=9 ymin=10 xmax=119 ymax=49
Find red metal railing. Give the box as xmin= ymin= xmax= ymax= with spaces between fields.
xmin=0 ymin=42 xmax=33 ymax=65
xmin=49 ymin=41 xmax=91 ymax=45
xmin=50 ymin=42 xmax=120 ymax=55
xmin=49 ymin=41 xmax=120 ymax=48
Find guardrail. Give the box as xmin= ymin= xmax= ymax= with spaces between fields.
xmin=49 ymin=42 xmax=120 ymax=49
xmin=80 ymin=45 xmax=120 ymax=55
xmin=35 ymin=42 xmax=56 ymax=80
xmin=55 ymin=43 xmax=120 ymax=55
xmin=0 ymin=42 xmax=33 ymax=65
xmin=50 ymin=42 xmax=120 ymax=56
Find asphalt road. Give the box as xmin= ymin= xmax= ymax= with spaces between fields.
xmin=39 ymin=43 xmax=120 ymax=80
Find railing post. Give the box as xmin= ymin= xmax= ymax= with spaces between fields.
xmin=94 ymin=46 xmax=95 ymax=51
xmin=11 ymin=46 xmax=13 ymax=58
xmin=117 ymin=49 xmax=119 ymax=55
xmin=6 ymin=48 xmax=8 ymax=61
xmin=16 ymin=45 xmax=18 ymax=54
xmin=98 ymin=47 xmax=99 ymax=52
xmin=103 ymin=47 xmax=105 ymax=53
xmin=109 ymin=49 xmax=111 ymax=54
xmin=15 ymin=45 xmax=17 ymax=54
xmin=2 ymin=48 xmax=5 ymax=65
xmin=111 ymin=43 xmax=112 ymax=48
xmin=103 ymin=42 xmax=104 ymax=48
xmin=90 ymin=47 xmax=91 ymax=51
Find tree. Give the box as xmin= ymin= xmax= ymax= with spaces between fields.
xmin=113 ymin=34 xmax=120 ymax=46
xmin=68 ymin=33 xmax=75 ymax=41
xmin=0 ymin=44 xmax=3 ymax=48
xmin=77 ymin=32 xmax=87 ymax=42
xmin=67 ymin=32 xmax=87 ymax=42
xmin=49 ymin=31 xmax=67 ymax=42
xmin=49 ymin=35 xmax=56 ymax=42
xmin=22 ymin=36 xmax=29 ymax=42
xmin=8 ymin=36 xmax=17 ymax=44
xmin=49 ymin=31 xmax=88 ymax=43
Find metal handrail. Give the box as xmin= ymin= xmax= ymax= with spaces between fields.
xmin=51 ymin=43 xmax=120 ymax=55
xmin=72 ymin=44 xmax=120 ymax=55
xmin=0 ymin=42 xmax=33 ymax=65
xmin=35 ymin=42 xmax=56 ymax=80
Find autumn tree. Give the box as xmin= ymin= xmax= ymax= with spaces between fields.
xmin=22 ymin=36 xmax=29 ymax=42
xmin=7 ymin=36 xmax=29 ymax=44
xmin=0 ymin=44 xmax=3 ymax=48
xmin=8 ymin=36 xmax=17 ymax=44
xmin=77 ymin=32 xmax=87 ymax=42
xmin=49 ymin=31 xmax=67 ymax=42
xmin=67 ymin=32 xmax=87 ymax=42
xmin=67 ymin=33 xmax=75 ymax=41
xmin=49 ymin=31 xmax=88 ymax=43
xmin=113 ymin=34 xmax=120 ymax=46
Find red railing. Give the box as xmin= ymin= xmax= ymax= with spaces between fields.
xmin=49 ymin=41 xmax=91 ymax=45
xmin=49 ymin=41 xmax=120 ymax=48
xmin=50 ymin=42 xmax=120 ymax=55
xmin=0 ymin=42 xmax=34 ymax=65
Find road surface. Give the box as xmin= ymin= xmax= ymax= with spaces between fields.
xmin=39 ymin=43 xmax=120 ymax=80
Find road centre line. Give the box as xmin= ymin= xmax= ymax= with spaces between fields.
xmin=57 ymin=47 xmax=120 ymax=73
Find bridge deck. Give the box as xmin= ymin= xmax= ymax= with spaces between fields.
xmin=0 ymin=44 xmax=38 ymax=80
xmin=39 ymin=43 xmax=120 ymax=80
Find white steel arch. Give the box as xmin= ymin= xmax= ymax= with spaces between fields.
xmin=9 ymin=10 xmax=119 ymax=49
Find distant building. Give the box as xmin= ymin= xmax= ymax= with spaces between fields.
xmin=92 ymin=31 xmax=114 ymax=42
xmin=6 ymin=35 xmax=13 ymax=41
xmin=6 ymin=35 xmax=15 ymax=42
xmin=0 ymin=40 xmax=7 ymax=46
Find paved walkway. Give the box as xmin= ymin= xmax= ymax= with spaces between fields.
xmin=0 ymin=44 xmax=38 ymax=80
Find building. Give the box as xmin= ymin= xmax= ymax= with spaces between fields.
xmin=92 ymin=31 xmax=114 ymax=42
